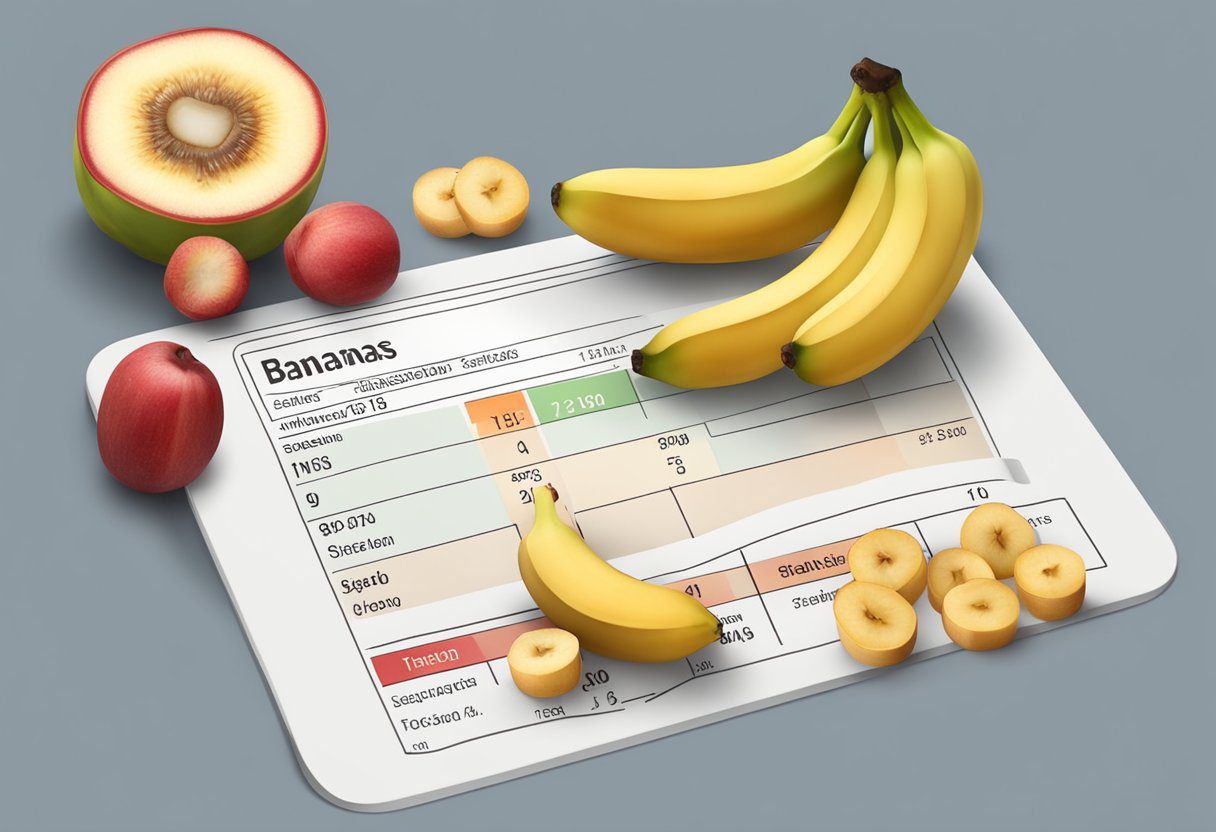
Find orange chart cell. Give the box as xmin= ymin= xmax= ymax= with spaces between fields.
xmin=748 ymin=538 xmax=855 ymax=593
xmin=465 ymin=391 xmax=534 ymax=437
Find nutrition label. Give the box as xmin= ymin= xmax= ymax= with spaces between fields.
xmin=87 ymin=236 xmax=1176 ymax=809
xmin=233 ymin=251 xmax=1001 ymax=749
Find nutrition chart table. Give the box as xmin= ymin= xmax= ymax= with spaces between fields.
xmin=86 ymin=236 xmax=1175 ymax=810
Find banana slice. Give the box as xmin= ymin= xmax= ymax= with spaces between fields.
xmin=847 ymin=528 xmax=927 ymax=604
xmin=941 ymin=578 xmax=1020 ymax=651
xmin=454 ymin=156 xmax=529 ymax=237
xmin=959 ymin=503 xmax=1036 ymax=579
xmin=507 ymin=627 xmax=581 ymax=698
xmin=1014 ymin=544 xmax=1086 ymax=620
xmin=833 ymin=581 xmax=917 ymax=667
xmin=926 ymin=547 xmax=994 ymax=612
xmin=413 ymin=166 xmax=470 ymax=238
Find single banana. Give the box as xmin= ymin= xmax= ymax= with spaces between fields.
xmin=518 ymin=485 xmax=721 ymax=662
xmin=551 ymin=87 xmax=870 ymax=263
xmin=783 ymin=62 xmax=983 ymax=386
xmin=632 ymin=92 xmax=899 ymax=388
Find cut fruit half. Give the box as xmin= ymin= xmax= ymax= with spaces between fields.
xmin=959 ymin=502 xmax=1037 ymax=579
xmin=413 ymin=167 xmax=470 ymax=238
xmin=454 ymin=156 xmax=530 ymax=237
xmin=507 ymin=628 xmax=581 ymax=698
xmin=926 ymin=547 xmax=994 ymax=612
xmin=75 ymin=28 xmax=327 ymax=263
xmin=941 ymin=578 xmax=1020 ymax=651
xmin=1014 ymin=544 xmax=1086 ymax=620
xmin=833 ymin=581 xmax=917 ymax=667
xmin=847 ymin=528 xmax=927 ymax=604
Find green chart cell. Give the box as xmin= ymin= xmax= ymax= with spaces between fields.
xmin=526 ymin=370 xmax=639 ymax=425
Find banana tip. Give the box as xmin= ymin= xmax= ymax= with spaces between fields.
xmin=631 ymin=349 xmax=645 ymax=375
xmin=780 ymin=343 xmax=797 ymax=369
xmin=550 ymin=182 xmax=562 ymax=209
xmin=545 ymin=483 xmax=559 ymax=503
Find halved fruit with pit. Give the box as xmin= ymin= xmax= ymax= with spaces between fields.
xmin=75 ymin=28 xmax=327 ymax=263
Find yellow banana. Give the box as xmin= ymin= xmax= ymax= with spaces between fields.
xmin=783 ymin=67 xmax=983 ymax=386
xmin=550 ymin=87 xmax=870 ymax=263
xmin=518 ymin=485 xmax=721 ymax=662
xmin=632 ymin=92 xmax=899 ymax=388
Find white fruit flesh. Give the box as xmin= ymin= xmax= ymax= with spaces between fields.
xmin=413 ymin=167 xmax=470 ymax=238
xmin=959 ymin=502 xmax=1036 ymax=579
xmin=1014 ymin=544 xmax=1086 ymax=620
xmin=926 ymin=547 xmax=994 ymax=612
xmin=454 ymin=156 xmax=529 ymax=237
xmin=941 ymin=578 xmax=1019 ymax=651
xmin=847 ymin=528 xmax=927 ymax=604
xmin=79 ymin=29 xmax=325 ymax=221
xmin=165 ymin=97 xmax=235 ymax=148
xmin=833 ymin=581 xmax=917 ymax=667
xmin=507 ymin=628 xmax=581 ymax=698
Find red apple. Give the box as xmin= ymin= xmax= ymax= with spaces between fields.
xmin=164 ymin=236 xmax=250 ymax=320
xmin=97 ymin=342 xmax=224 ymax=492
xmin=284 ymin=202 xmax=400 ymax=306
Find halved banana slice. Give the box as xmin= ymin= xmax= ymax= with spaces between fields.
xmin=833 ymin=581 xmax=917 ymax=667
xmin=941 ymin=578 xmax=1020 ymax=651
xmin=926 ymin=547 xmax=994 ymax=612
xmin=847 ymin=528 xmax=927 ymax=604
xmin=508 ymin=627 xmax=581 ymax=698
xmin=454 ymin=156 xmax=529 ymax=237
xmin=1014 ymin=544 xmax=1086 ymax=620
xmin=960 ymin=503 xmax=1036 ymax=579
xmin=413 ymin=166 xmax=470 ymax=238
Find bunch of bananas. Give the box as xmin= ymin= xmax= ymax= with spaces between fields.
xmin=553 ymin=59 xmax=982 ymax=388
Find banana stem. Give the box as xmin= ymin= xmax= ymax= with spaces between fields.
xmin=841 ymin=99 xmax=872 ymax=150
xmin=826 ymin=85 xmax=865 ymax=140
xmin=891 ymin=100 xmax=919 ymax=154
xmin=864 ymin=93 xmax=895 ymax=155
xmin=533 ymin=484 xmax=560 ymax=517
xmin=887 ymin=82 xmax=939 ymax=145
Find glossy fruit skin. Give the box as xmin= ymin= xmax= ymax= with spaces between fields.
xmin=552 ymin=86 xmax=867 ymax=263
xmin=97 ymin=342 xmax=223 ymax=492
xmin=284 ymin=202 xmax=401 ymax=306
xmin=73 ymin=28 xmax=327 ymax=265
xmin=634 ymin=93 xmax=893 ymax=388
xmin=75 ymin=145 xmax=326 ymax=265
xmin=785 ymin=80 xmax=983 ymax=387
xmin=518 ymin=485 xmax=721 ymax=662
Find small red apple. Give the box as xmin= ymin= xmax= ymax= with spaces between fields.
xmin=164 ymin=237 xmax=250 ymax=320
xmin=284 ymin=202 xmax=400 ymax=306
xmin=97 ymin=342 xmax=224 ymax=493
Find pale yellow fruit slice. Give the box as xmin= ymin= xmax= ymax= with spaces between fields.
xmin=454 ymin=156 xmax=530 ymax=237
xmin=1014 ymin=544 xmax=1086 ymax=620
xmin=847 ymin=528 xmax=927 ymax=604
xmin=833 ymin=581 xmax=917 ymax=667
xmin=926 ymin=547 xmax=995 ymax=612
xmin=959 ymin=502 xmax=1036 ymax=579
xmin=941 ymin=578 xmax=1020 ymax=651
xmin=412 ymin=166 xmax=470 ymax=238
xmin=507 ymin=627 xmax=581 ymax=698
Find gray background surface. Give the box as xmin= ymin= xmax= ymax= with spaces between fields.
xmin=2 ymin=1 xmax=1212 ymax=829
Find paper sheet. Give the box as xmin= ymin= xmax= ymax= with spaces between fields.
xmin=86 ymin=236 xmax=1175 ymax=811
